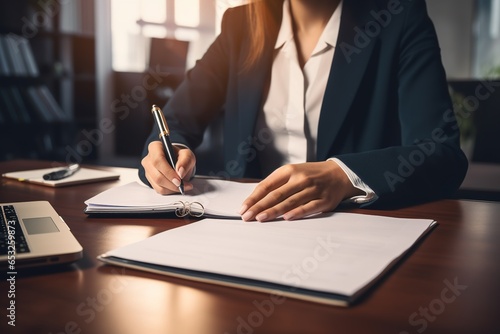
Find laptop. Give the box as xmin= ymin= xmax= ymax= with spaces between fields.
xmin=0 ymin=201 xmax=83 ymax=269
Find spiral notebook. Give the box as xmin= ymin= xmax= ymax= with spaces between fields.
xmin=84 ymin=178 xmax=258 ymax=218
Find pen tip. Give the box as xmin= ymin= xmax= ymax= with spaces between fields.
xmin=179 ymin=181 xmax=185 ymax=195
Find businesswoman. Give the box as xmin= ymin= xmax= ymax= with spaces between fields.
xmin=139 ymin=0 xmax=468 ymax=222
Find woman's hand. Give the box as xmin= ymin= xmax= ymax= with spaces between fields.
xmin=239 ymin=160 xmax=362 ymax=222
xmin=141 ymin=141 xmax=196 ymax=194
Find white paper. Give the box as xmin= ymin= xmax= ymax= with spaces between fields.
xmin=102 ymin=213 xmax=436 ymax=297
xmin=85 ymin=178 xmax=258 ymax=217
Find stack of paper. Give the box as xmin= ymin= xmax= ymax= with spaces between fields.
xmin=98 ymin=212 xmax=436 ymax=306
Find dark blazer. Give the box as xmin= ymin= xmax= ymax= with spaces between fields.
xmin=139 ymin=0 xmax=468 ymax=207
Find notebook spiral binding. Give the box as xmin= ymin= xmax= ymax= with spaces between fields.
xmin=173 ymin=201 xmax=205 ymax=218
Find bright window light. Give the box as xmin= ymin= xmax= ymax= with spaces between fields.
xmin=175 ymin=0 xmax=200 ymax=27
xmin=143 ymin=26 xmax=168 ymax=38
xmin=111 ymin=0 xmax=141 ymax=35
xmin=142 ymin=0 xmax=167 ymax=23
xmin=111 ymin=0 xmax=245 ymax=72
xmin=175 ymin=28 xmax=200 ymax=41
xmin=492 ymin=0 xmax=500 ymax=38
xmin=111 ymin=0 xmax=143 ymax=71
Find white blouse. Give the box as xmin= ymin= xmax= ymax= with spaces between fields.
xmin=256 ymin=0 xmax=376 ymax=204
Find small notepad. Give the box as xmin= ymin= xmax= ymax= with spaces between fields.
xmin=84 ymin=178 xmax=258 ymax=218
xmin=3 ymin=167 xmax=120 ymax=187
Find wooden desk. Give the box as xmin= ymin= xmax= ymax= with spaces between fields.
xmin=1 ymin=160 xmax=499 ymax=334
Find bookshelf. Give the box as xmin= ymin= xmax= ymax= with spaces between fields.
xmin=0 ymin=0 xmax=97 ymax=161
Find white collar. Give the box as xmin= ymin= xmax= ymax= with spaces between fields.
xmin=274 ymin=0 xmax=343 ymax=53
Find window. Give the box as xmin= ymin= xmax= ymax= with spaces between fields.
xmin=175 ymin=0 xmax=200 ymax=27
xmin=111 ymin=0 xmax=247 ymax=72
xmin=474 ymin=0 xmax=500 ymax=77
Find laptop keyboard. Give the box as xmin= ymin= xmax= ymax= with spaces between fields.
xmin=0 ymin=205 xmax=30 ymax=255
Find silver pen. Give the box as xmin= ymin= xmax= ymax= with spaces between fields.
xmin=43 ymin=164 xmax=80 ymax=180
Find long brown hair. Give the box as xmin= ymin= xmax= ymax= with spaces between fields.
xmin=244 ymin=0 xmax=283 ymax=69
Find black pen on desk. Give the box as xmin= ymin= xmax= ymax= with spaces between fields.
xmin=43 ymin=164 xmax=80 ymax=181
xmin=151 ymin=104 xmax=185 ymax=195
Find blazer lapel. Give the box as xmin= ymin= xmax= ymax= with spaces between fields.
xmin=236 ymin=51 xmax=273 ymax=145
xmin=317 ymin=0 xmax=378 ymax=160
xmin=229 ymin=21 xmax=278 ymax=177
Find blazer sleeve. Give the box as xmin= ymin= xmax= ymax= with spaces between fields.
xmin=337 ymin=0 xmax=468 ymax=207
xmin=138 ymin=7 xmax=239 ymax=185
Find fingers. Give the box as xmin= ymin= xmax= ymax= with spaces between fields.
xmin=281 ymin=199 xmax=331 ymax=221
xmin=141 ymin=141 xmax=178 ymax=194
xmin=176 ymin=146 xmax=196 ymax=180
xmin=141 ymin=141 xmax=195 ymax=194
xmin=240 ymin=162 xmax=349 ymax=222
xmin=241 ymin=182 xmax=329 ymax=222
xmin=240 ymin=166 xmax=289 ymax=211
xmin=239 ymin=166 xmax=300 ymax=221
xmin=240 ymin=165 xmax=308 ymax=221
xmin=244 ymin=189 xmax=317 ymax=222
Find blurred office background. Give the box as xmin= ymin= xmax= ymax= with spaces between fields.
xmin=0 ymin=0 xmax=499 ymax=171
